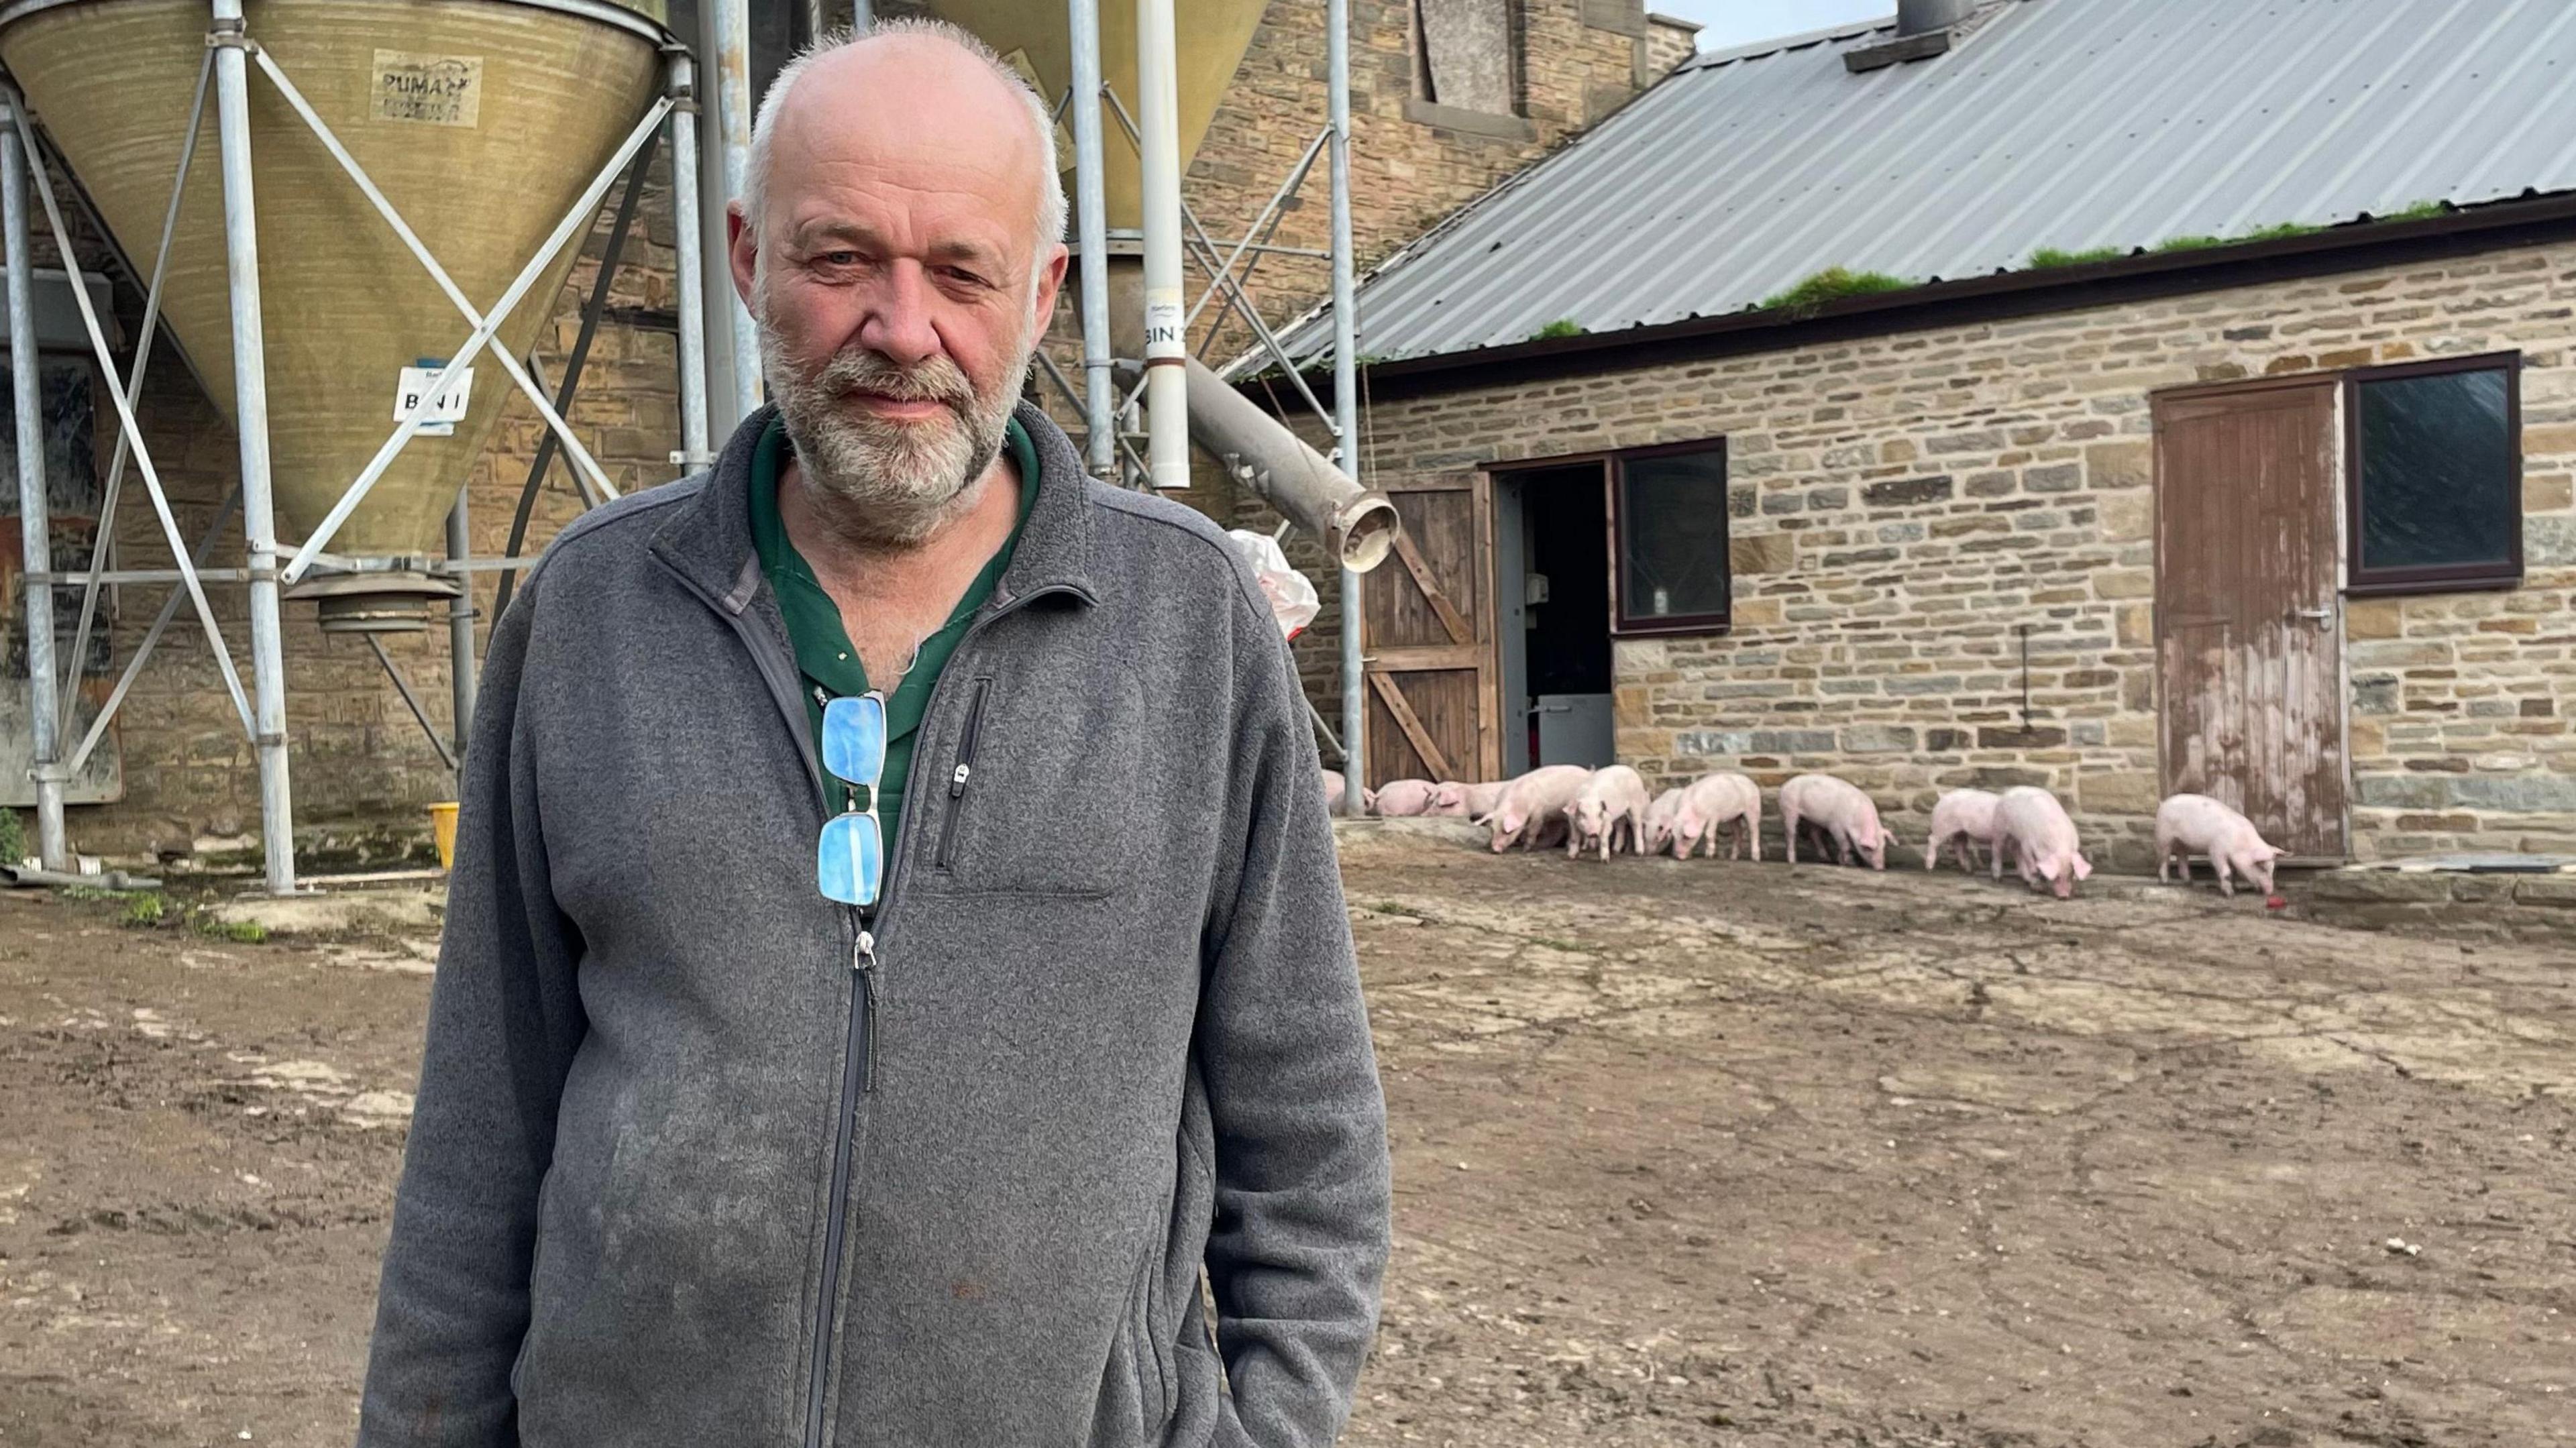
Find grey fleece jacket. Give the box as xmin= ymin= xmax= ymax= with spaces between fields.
xmin=356 ymin=402 xmax=1390 ymax=1448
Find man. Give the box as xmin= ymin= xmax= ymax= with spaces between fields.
xmin=356 ymin=21 xmax=1390 ymax=1448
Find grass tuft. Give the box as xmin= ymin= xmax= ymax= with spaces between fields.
xmin=118 ymin=893 xmax=167 ymax=928
xmin=1759 ymin=267 xmax=1913 ymax=312
xmin=1527 ymin=317 xmax=1584 ymax=341
xmin=2029 ymin=245 xmax=2125 ymax=269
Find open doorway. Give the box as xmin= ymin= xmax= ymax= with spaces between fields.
xmin=1493 ymin=463 xmax=1613 ymax=775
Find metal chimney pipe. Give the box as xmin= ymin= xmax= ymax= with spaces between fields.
xmin=1181 ymin=357 xmax=1397 ymax=573
xmin=1896 ymin=0 xmax=1972 ymax=36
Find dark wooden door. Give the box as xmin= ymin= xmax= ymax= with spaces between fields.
xmin=1359 ymin=478 xmax=1499 ymax=788
xmin=2153 ymin=379 xmax=2347 ymax=858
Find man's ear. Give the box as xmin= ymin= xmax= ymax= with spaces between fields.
xmin=1030 ymin=241 xmax=1070 ymax=338
xmin=728 ymin=200 xmax=759 ymax=310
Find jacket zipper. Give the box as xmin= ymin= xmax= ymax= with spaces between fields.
xmin=932 ymin=679 xmax=990 ymax=871
xmin=659 ymin=539 xmax=1086 ymax=1448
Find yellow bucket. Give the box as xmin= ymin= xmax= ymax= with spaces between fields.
xmin=429 ymin=802 xmax=461 ymax=871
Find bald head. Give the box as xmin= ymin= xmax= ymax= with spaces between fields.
xmin=741 ymin=21 xmax=1066 ymax=281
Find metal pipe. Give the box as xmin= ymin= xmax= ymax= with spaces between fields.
xmin=210 ymin=0 xmax=298 ymax=894
xmin=368 ymin=635 xmax=459 ymax=774
xmin=850 ymin=0 xmax=871 ymax=27
xmin=1182 ymin=358 xmax=1394 ymax=573
xmin=1897 ymin=0 xmax=1974 ymax=36
xmin=712 ymin=0 xmax=763 ymax=422
xmin=1067 ymin=0 xmax=1116 ymax=482
xmin=2 ymin=99 xmax=66 ymax=870
xmin=1328 ymin=0 xmax=1366 ymax=808
xmin=667 ymin=51 xmax=714 ymax=472
xmin=445 ymin=492 xmax=476 ymax=769
xmin=1134 ymin=0 xmax=1189 ymax=490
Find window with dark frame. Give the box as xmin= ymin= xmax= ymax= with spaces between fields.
xmin=1612 ymin=441 xmax=1730 ymax=635
xmin=2346 ymin=351 xmax=2522 ymax=596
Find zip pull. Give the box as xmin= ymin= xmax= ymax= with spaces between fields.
xmin=852 ymin=928 xmax=880 ymax=1093
xmin=949 ymin=762 xmax=971 ymax=798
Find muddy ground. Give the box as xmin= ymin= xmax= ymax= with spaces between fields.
xmin=1 ymin=830 xmax=2569 ymax=1447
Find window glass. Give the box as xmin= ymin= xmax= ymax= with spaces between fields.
xmin=1616 ymin=447 xmax=1729 ymax=630
xmin=2355 ymin=364 xmax=2516 ymax=577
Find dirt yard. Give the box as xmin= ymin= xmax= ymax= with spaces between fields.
xmin=2 ymin=830 xmax=2570 ymax=1447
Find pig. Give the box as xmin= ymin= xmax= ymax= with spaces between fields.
xmin=1479 ymin=765 xmax=1593 ymax=852
xmin=1371 ymin=779 xmax=1440 ymax=818
xmin=1672 ymin=772 xmax=1762 ymax=860
xmin=1322 ymin=769 xmax=1346 ymax=814
xmin=1924 ymin=788 xmax=2002 ymax=873
xmin=2155 ymin=793 xmax=2284 ymax=899
xmin=1641 ymin=788 xmax=1687 ymax=856
xmin=1430 ymin=779 xmax=1509 ymax=819
xmin=1566 ymin=765 xmax=1652 ymax=861
xmin=1778 ymin=774 xmax=1892 ymax=870
xmin=1992 ymin=785 xmax=2092 ymax=899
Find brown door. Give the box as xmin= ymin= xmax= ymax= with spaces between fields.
xmin=1358 ymin=478 xmax=1500 ymax=788
xmin=2153 ymin=379 xmax=2347 ymax=858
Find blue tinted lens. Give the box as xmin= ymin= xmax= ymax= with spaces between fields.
xmin=822 ymin=693 xmax=887 ymax=786
xmin=816 ymin=811 xmax=883 ymax=907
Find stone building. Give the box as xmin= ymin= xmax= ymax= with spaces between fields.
xmin=2 ymin=0 xmax=1697 ymax=855
xmin=1266 ymin=0 xmax=2576 ymax=865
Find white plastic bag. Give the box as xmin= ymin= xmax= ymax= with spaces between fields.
xmin=1222 ymin=528 xmax=1322 ymax=641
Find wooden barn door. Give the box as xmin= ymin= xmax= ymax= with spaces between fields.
xmin=1358 ymin=478 xmax=1499 ymax=788
xmin=2153 ymin=379 xmax=2347 ymax=858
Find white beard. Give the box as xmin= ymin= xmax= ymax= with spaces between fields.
xmin=755 ymin=282 xmax=1032 ymax=548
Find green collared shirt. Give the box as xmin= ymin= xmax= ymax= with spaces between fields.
xmin=749 ymin=415 xmax=1040 ymax=847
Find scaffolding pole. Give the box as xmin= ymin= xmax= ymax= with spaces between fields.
xmin=1067 ymin=0 xmax=1117 ymax=482
xmin=2 ymin=95 xmax=66 ymax=869
xmin=209 ymin=0 xmax=298 ymax=893
xmin=1328 ymin=0 xmax=1364 ymax=803
xmin=668 ymin=50 xmax=714 ymax=471
xmin=712 ymin=0 xmax=763 ymax=422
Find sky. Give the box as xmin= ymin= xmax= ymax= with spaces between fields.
xmin=1653 ymin=0 xmax=1894 ymax=50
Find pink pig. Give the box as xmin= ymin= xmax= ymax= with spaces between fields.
xmin=1566 ymin=766 xmax=1652 ymax=860
xmin=1322 ymin=769 xmax=1347 ymax=814
xmin=1992 ymin=786 xmax=2091 ymax=898
xmin=1371 ymin=779 xmax=1439 ymax=818
xmin=1641 ymin=788 xmax=1687 ymax=856
xmin=1481 ymin=765 xmax=1593 ymax=852
xmin=1778 ymin=774 xmax=1892 ymax=870
xmin=1429 ymin=779 xmax=1508 ymax=818
xmin=2155 ymin=793 xmax=2284 ymax=898
xmin=1673 ymin=772 xmax=1762 ymax=860
xmin=1924 ymin=789 xmax=2001 ymax=873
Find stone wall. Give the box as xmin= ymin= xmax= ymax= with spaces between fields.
xmin=1318 ymin=239 xmax=2576 ymax=864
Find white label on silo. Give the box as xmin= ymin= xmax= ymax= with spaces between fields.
xmin=372 ymin=52 xmax=484 ymax=128
xmin=1144 ymin=287 xmax=1186 ymax=359
xmin=395 ymin=365 xmax=473 ymax=438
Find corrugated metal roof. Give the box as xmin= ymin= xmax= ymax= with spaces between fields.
xmin=1264 ymin=0 xmax=2576 ymax=371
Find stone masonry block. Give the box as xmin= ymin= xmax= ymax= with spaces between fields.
xmin=1862 ymin=475 xmax=1954 ymax=508
xmin=2086 ymin=440 xmax=2153 ymax=490
xmin=1731 ymin=533 xmax=1797 ymax=575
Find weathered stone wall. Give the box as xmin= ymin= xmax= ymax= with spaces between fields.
xmin=1322 ymin=241 xmax=2576 ymax=865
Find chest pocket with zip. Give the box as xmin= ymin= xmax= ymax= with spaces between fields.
xmin=924 ymin=668 xmax=1144 ymax=898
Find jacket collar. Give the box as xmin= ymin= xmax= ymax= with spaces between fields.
xmin=649 ymin=398 xmax=1101 ymax=617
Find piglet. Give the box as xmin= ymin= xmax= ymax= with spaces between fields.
xmin=1925 ymin=788 xmax=2001 ymax=873
xmin=1778 ymin=774 xmax=1892 ymax=870
xmin=1641 ymin=788 xmax=1687 ymax=857
xmin=1674 ymin=772 xmax=1762 ymax=860
xmin=1481 ymin=765 xmax=1593 ymax=852
xmin=1322 ymin=769 xmax=1347 ymax=814
xmin=1429 ymin=779 xmax=1508 ymax=819
xmin=2155 ymin=793 xmax=2284 ymax=899
xmin=1993 ymin=785 xmax=2091 ymax=898
xmin=1371 ymin=779 xmax=1440 ymax=818
xmin=1567 ymin=766 xmax=1652 ymax=861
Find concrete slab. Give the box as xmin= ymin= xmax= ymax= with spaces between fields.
xmin=209 ymin=883 xmax=445 ymax=939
